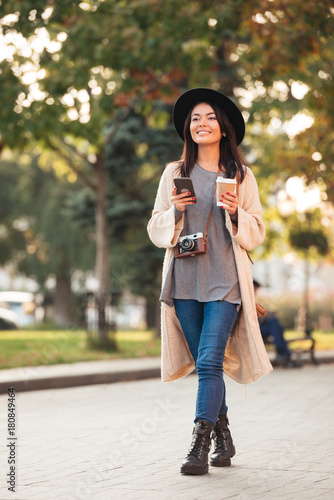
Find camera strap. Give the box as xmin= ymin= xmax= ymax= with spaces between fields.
xmin=203 ymin=169 xmax=255 ymax=265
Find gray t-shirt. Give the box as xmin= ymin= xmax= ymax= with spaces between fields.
xmin=160 ymin=163 xmax=241 ymax=306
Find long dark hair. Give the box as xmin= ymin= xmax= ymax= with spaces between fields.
xmin=179 ymin=101 xmax=246 ymax=182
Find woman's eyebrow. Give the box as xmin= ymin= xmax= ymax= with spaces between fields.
xmin=192 ymin=112 xmax=216 ymax=117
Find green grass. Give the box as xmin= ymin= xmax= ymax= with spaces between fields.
xmin=285 ymin=330 xmax=334 ymax=351
xmin=0 ymin=329 xmax=161 ymax=369
xmin=0 ymin=328 xmax=333 ymax=370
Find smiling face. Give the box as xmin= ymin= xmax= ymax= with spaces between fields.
xmin=189 ymin=102 xmax=223 ymax=146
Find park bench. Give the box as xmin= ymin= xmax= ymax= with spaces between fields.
xmin=263 ymin=328 xmax=317 ymax=365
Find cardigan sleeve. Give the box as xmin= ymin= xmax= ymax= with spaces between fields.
xmin=227 ymin=168 xmax=265 ymax=251
xmin=147 ymin=164 xmax=184 ymax=249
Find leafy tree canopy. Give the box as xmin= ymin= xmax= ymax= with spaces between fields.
xmin=0 ymin=153 xmax=94 ymax=285
xmin=1 ymin=0 xmax=333 ymax=190
xmin=0 ymin=0 xmax=333 ymax=300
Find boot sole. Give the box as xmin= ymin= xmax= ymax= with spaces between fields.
xmin=209 ymin=447 xmax=236 ymax=467
xmin=180 ymin=464 xmax=209 ymax=475
xmin=209 ymin=457 xmax=231 ymax=467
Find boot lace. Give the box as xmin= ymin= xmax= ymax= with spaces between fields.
xmin=214 ymin=430 xmax=229 ymax=451
xmin=188 ymin=435 xmax=206 ymax=457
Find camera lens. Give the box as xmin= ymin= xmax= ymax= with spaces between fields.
xmin=181 ymin=238 xmax=195 ymax=251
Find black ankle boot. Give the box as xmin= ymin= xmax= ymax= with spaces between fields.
xmin=180 ymin=419 xmax=213 ymax=475
xmin=209 ymin=413 xmax=235 ymax=467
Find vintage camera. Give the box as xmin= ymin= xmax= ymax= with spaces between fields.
xmin=175 ymin=232 xmax=206 ymax=258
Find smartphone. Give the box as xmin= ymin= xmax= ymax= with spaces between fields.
xmin=173 ymin=177 xmax=197 ymax=202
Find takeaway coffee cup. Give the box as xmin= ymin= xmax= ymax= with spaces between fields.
xmin=216 ymin=177 xmax=237 ymax=207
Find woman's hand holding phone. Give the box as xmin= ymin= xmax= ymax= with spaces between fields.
xmin=172 ymin=178 xmax=196 ymax=212
xmin=171 ymin=187 xmax=196 ymax=212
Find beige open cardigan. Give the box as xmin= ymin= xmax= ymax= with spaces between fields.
xmin=147 ymin=162 xmax=273 ymax=385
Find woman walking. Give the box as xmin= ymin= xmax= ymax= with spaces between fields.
xmin=147 ymin=88 xmax=272 ymax=475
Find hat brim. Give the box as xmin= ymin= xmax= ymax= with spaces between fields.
xmin=172 ymin=88 xmax=245 ymax=145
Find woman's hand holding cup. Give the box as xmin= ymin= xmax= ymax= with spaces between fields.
xmin=220 ymin=191 xmax=238 ymax=216
xmin=171 ymin=187 xmax=196 ymax=212
xmin=216 ymin=177 xmax=238 ymax=215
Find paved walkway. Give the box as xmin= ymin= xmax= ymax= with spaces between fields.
xmin=1 ymin=350 xmax=333 ymax=394
xmin=0 ymin=362 xmax=334 ymax=500
xmin=0 ymin=357 xmax=162 ymax=393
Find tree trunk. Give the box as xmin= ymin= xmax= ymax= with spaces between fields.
xmin=146 ymin=296 xmax=156 ymax=329
xmin=298 ymin=256 xmax=310 ymax=334
xmin=146 ymin=295 xmax=161 ymax=337
xmin=54 ymin=270 xmax=76 ymax=328
xmin=94 ymin=156 xmax=115 ymax=348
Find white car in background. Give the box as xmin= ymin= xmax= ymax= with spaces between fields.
xmin=0 ymin=307 xmax=18 ymax=330
xmin=0 ymin=291 xmax=36 ymax=329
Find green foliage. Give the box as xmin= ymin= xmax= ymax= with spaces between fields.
xmin=0 ymin=154 xmax=94 ymax=286
xmin=1 ymin=1 xmax=333 ymax=183
xmin=240 ymin=0 xmax=334 ymax=199
xmin=290 ymin=229 xmax=329 ymax=256
xmin=0 ymin=0 xmax=241 ymax=151
xmin=285 ymin=209 xmax=330 ymax=260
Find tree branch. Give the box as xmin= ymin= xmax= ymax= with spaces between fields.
xmin=58 ymin=136 xmax=96 ymax=170
xmin=45 ymin=138 xmax=97 ymax=191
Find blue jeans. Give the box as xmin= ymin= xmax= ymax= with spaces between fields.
xmin=174 ymin=299 xmax=239 ymax=427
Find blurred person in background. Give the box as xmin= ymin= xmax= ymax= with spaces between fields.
xmin=253 ymin=280 xmax=299 ymax=368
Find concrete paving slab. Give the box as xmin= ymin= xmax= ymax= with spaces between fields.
xmin=0 ymin=363 xmax=333 ymax=499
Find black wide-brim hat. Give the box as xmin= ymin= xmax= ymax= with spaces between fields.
xmin=172 ymin=88 xmax=245 ymax=145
